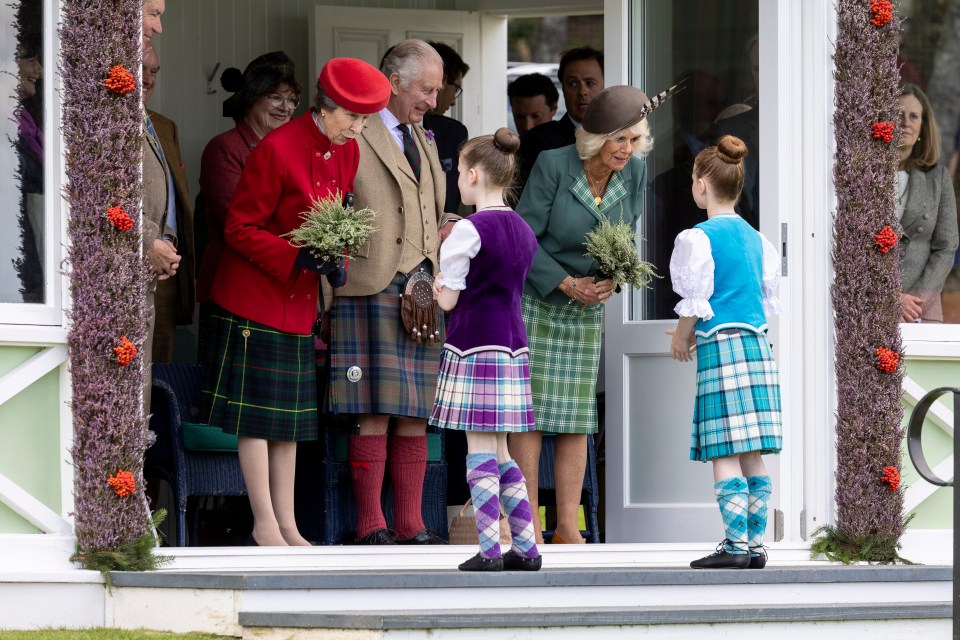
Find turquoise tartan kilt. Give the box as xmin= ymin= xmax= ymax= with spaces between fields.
xmin=201 ymin=305 xmax=318 ymax=442
xmin=521 ymin=293 xmax=603 ymax=435
xmin=327 ymin=271 xmax=444 ymax=418
xmin=691 ymin=328 xmax=782 ymax=462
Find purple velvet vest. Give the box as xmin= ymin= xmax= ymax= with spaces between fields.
xmin=444 ymin=208 xmax=537 ymax=355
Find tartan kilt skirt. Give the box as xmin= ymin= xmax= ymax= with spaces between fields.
xmin=521 ymin=293 xmax=603 ymax=435
xmin=328 ymin=272 xmax=444 ymax=418
xmin=691 ymin=328 xmax=782 ymax=462
xmin=430 ymin=348 xmax=536 ymax=432
xmin=201 ymin=305 xmax=318 ymax=442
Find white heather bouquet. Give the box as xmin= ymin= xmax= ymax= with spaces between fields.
xmin=584 ymin=218 xmax=658 ymax=290
xmin=283 ymin=191 xmax=377 ymax=261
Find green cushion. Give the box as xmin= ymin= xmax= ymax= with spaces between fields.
xmin=181 ymin=422 xmax=239 ymax=452
xmin=332 ymin=430 xmax=441 ymax=463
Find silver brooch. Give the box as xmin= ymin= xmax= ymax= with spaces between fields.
xmin=323 ymin=151 xmax=331 ymax=160
xmin=346 ymin=366 xmax=362 ymax=383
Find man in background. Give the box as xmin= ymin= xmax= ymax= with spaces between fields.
xmin=143 ymin=45 xmax=195 ymax=363
xmin=423 ymin=41 xmax=470 ymax=214
xmin=516 ymin=47 xmax=604 ymax=192
xmin=508 ymin=73 xmax=559 ymax=138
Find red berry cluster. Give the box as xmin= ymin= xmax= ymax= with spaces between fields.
xmin=870 ymin=0 xmax=894 ymax=27
xmin=872 ymin=121 xmax=895 ymax=143
xmin=106 ymin=205 xmax=133 ymax=232
xmin=108 ymin=469 xmax=136 ymax=497
xmin=113 ymin=336 xmax=137 ymax=366
xmin=103 ymin=65 xmax=135 ymax=94
xmin=875 ymin=347 xmax=899 ymax=373
xmin=874 ymin=225 xmax=898 ymax=253
xmin=880 ymin=465 xmax=900 ymax=491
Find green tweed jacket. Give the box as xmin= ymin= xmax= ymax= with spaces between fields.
xmin=516 ymin=145 xmax=647 ymax=306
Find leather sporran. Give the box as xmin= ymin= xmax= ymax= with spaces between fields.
xmin=400 ymin=267 xmax=441 ymax=344
xmin=448 ymin=498 xmax=512 ymax=546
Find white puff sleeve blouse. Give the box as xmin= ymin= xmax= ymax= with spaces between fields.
xmin=437 ymin=219 xmax=481 ymax=291
xmin=670 ymin=227 xmax=782 ymax=320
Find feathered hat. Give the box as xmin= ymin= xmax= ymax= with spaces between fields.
xmin=582 ymin=82 xmax=682 ymax=135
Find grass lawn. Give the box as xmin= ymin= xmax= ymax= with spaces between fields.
xmin=0 ymin=631 xmax=226 ymax=639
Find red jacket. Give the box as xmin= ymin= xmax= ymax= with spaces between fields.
xmin=211 ymin=111 xmax=359 ymax=333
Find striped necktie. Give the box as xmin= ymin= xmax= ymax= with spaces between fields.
xmin=397 ymin=124 xmax=421 ymax=181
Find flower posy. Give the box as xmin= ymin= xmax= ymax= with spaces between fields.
xmin=584 ymin=218 xmax=658 ymax=289
xmin=283 ymin=191 xmax=378 ymax=261
xmin=108 ymin=470 xmax=136 ymax=497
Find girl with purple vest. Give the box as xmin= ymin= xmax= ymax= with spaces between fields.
xmin=431 ymin=128 xmax=542 ymax=572
xmin=668 ymin=135 xmax=782 ymax=570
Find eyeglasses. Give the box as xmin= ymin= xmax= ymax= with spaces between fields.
xmin=447 ymin=80 xmax=463 ymax=99
xmin=266 ymin=94 xmax=300 ymax=110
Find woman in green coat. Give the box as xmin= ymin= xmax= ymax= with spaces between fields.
xmin=512 ymin=85 xmax=659 ymax=544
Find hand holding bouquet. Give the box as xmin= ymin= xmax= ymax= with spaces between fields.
xmin=584 ymin=218 xmax=658 ymax=290
xmin=284 ymin=190 xmax=378 ymax=262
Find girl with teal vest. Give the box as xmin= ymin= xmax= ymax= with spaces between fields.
xmin=668 ymin=135 xmax=782 ymax=570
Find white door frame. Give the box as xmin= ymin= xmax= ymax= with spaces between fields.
xmin=602 ymin=0 xmax=837 ymax=546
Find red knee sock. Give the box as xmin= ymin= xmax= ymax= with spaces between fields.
xmin=388 ymin=434 xmax=427 ymax=539
xmin=349 ymin=434 xmax=388 ymax=538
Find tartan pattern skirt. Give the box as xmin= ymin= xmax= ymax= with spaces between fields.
xmin=521 ymin=293 xmax=603 ymax=435
xmin=430 ymin=348 xmax=536 ymax=432
xmin=328 ymin=272 xmax=444 ymax=418
xmin=201 ymin=306 xmax=317 ymax=442
xmin=691 ymin=328 xmax=782 ymax=462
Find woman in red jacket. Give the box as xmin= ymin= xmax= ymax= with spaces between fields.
xmin=202 ymin=58 xmax=391 ymax=547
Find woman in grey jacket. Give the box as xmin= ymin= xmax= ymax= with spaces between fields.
xmin=896 ymin=84 xmax=958 ymax=322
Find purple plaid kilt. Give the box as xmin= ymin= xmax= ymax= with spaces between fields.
xmin=328 ymin=272 xmax=444 ymax=418
xmin=201 ymin=305 xmax=318 ymax=442
xmin=430 ymin=348 xmax=536 ymax=432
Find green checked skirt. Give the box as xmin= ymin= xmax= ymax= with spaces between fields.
xmin=521 ymin=293 xmax=603 ymax=435
xmin=201 ymin=305 xmax=318 ymax=442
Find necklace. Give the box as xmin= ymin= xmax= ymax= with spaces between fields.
xmin=585 ymin=168 xmax=612 ymax=206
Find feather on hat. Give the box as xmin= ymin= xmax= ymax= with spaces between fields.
xmin=582 ymin=82 xmax=683 ymax=135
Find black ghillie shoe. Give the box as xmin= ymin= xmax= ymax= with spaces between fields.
xmin=690 ymin=539 xmax=750 ymax=569
xmin=352 ymin=528 xmax=397 ymax=545
xmin=748 ymin=546 xmax=768 ymax=569
xmin=502 ymin=549 xmax=542 ymax=571
xmin=458 ymin=552 xmax=503 ymax=572
xmin=397 ymin=529 xmax=447 ymax=545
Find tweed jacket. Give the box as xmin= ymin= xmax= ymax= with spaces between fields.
xmin=142 ymin=131 xmax=173 ymax=295
xmin=148 ymin=109 xmax=196 ymax=323
xmin=516 ymin=145 xmax=647 ymax=306
xmin=899 ymin=165 xmax=959 ymax=321
xmin=337 ymin=113 xmax=452 ymax=298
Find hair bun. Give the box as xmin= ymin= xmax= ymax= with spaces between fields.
xmin=220 ymin=67 xmax=243 ymax=92
xmin=716 ymin=134 xmax=748 ymax=163
xmin=493 ymin=127 xmax=521 ymax=154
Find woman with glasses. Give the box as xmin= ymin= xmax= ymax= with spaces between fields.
xmin=511 ymin=86 xmax=667 ymax=545
xmin=201 ymin=58 xmax=391 ymax=546
xmin=196 ymin=51 xmax=302 ymax=360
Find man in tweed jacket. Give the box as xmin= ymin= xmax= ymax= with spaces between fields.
xmin=328 ymin=40 xmax=457 ymax=545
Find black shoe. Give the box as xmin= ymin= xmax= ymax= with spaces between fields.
xmin=690 ymin=539 xmax=750 ymax=569
xmin=397 ymin=528 xmax=447 ymax=545
xmin=458 ymin=552 xmax=503 ymax=572
xmin=502 ymin=549 xmax=542 ymax=571
xmin=353 ymin=528 xmax=396 ymax=545
xmin=748 ymin=547 xmax=768 ymax=569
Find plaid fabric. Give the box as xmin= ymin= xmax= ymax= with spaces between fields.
xmin=521 ymin=293 xmax=602 ymax=434
xmin=201 ymin=306 xmax=317 ymax=442
xmin=328 ymin=272 xmax=444 ymax=417
xmin=429 ymin=348 xmax=535 ymax=432
xmin=570 ymin=170 xmax=627 ymax=216
xmin=691 ymin=329 xmax=782 ymax=461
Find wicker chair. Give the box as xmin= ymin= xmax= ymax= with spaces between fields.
xmin=145 ymin=362 xmax=247 ymax=546
xmin=537 ymin=433 xmax=601 ymax=543
xmin=321 ymin=420 xmax=448 ymax=545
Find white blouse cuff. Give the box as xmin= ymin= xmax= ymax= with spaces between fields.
xmin=674 ymin=299 xmax=714 ymax=320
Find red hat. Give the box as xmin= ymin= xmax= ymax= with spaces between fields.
xmin=318 ymin=58 xmax=391 ymax=115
